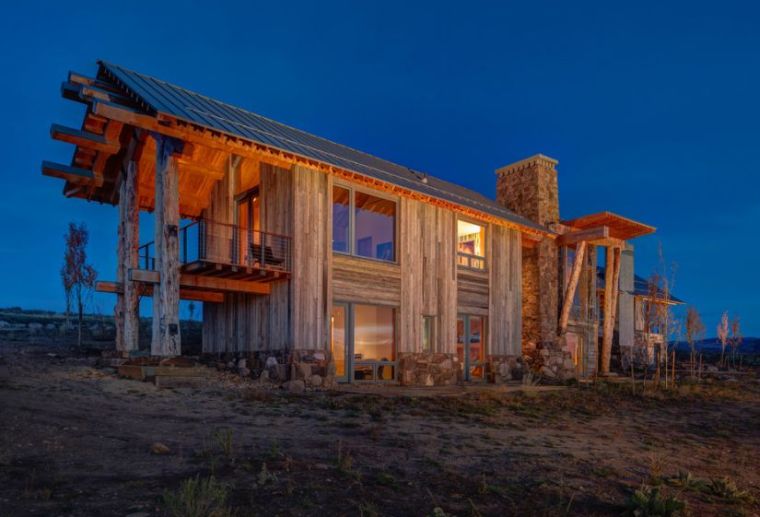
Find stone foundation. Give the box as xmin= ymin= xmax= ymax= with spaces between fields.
xmin=398 ymin=352 xmax=458 ymax=386
xmin=200 ymin=349 xmax=336 ymax=388
xmin=486 ymin=355 xmax=525 ymax=383
xmin=289 ymin=349 xmax=336 ymax=388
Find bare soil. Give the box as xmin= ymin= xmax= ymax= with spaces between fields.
xmin=1 ymin=341 xmax=758 ymax=516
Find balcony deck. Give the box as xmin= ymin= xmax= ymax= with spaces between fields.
xmin=139 ymin=219 xmax=291 ymax=285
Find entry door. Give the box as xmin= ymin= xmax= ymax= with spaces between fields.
xmin=457 ymin=315 xmax=486 ymax=382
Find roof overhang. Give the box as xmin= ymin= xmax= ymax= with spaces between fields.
xmin=561 ymin=211 xmax=655 ymax=241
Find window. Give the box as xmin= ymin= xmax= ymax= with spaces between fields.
xmin=422 ymin=316 xmax=435 ymax=353
xmin=332 ymin=186 xmax=396 ymax=262
xmin=457 ymin=220 xmax=486 ymax=269
xmin=332 ymin=303 xmax=396 ymax=382
xmin=332 ymin=186 xmax=350 ymax=253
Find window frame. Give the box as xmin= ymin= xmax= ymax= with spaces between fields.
xmin=332 ymin=301 xmax=398 ymax=383
xmin=332 ymin=182 xmax=398 ymax=264
xmin=456 ymin=217 xmax=488 ymax=271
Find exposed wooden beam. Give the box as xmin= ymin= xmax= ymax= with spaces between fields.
xmin=558 ymin=226 xmax=609 ymax=246
xmin=50 ymin=124 xmax=120 ymax=154
xmin=129 ymin=269 xmax=272 ymax=295
xmin=42 ymin=161 xmax=97 ymax=186
xmin=97 ymin=281 xmax=224 ymax=303
xmin=558 ymin=241 xmax=587 ymax=336
xmin=176 ymin=157 xmax=225 ymax=180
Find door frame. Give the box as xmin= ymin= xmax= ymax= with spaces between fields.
xmin=458 ymin=314 xmax=487 ymax=382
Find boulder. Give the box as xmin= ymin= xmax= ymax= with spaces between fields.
xmin=150 ymin=442 xmax=171 ymax=455
xmin=284 ymin=379 xmax=305 ymax=394
xmin=298 ymin=362 xmax=312 ymax=380
xmin=310 ymin=374 xmax=323 ymax=387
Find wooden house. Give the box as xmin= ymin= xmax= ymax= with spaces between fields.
xmin=42 ymin=61 xmax=656 ymax=385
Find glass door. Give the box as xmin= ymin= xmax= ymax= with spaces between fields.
xmin=235 ymin=187 xmax=260 ymax=266
xmin=330 ymin=304 xmax=349 ymax=383
xmin=457 ymin=315 xmax=487 ymax=382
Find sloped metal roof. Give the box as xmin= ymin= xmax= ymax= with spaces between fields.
xmin=97 ymin=61 xmax=548 ymax=234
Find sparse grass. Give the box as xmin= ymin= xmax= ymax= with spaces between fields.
xmin=162 ymin=475 xmax=232 ymax=517
xmin=624 ymin=485 xmax=687 ymax=516
xmin=703 ymin=476 xmax=754 ymax=504
xmin=213 ymin=428 xmax=234 ymax=461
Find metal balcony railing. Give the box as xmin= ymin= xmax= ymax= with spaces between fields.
xmin=138 ymin=219 xmax=291 ymax=274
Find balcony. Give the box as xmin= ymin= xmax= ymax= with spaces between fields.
xmin=138 ymin=219 xmax=291 ymax=282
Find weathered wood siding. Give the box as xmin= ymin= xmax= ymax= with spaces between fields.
xmin=290 ymin=165 xmax=331 ymax=350
xmin=202 ymin=162 xmax=293 ymax=353
xmin=488 ymin=225 xmax=522 ymax=355
xmin=333 ymin=254 xmax=402 ymax=306
xmin=398 ymin=199 xmax=457 ymax=354
xmin=457 ymin=269 xmax=489 ymax=316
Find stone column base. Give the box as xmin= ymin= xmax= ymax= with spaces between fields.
xmin=523 ymin=340 xmax=577 ymax=381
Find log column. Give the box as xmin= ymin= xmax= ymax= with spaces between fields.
xmin=558 ymin=240 xmax=587 ymax=337
xmin=151 ymin=134 xmax=183 ymax=357
xmin=122 ymin=160 xmax=140 ymax=352
xmin=115 ymin=161 xmax=140 ymax=353
xmin=600 ymin=245 xmax=622 ymax=374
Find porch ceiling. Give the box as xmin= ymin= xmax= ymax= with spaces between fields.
xmin=561 ymin=211 xmax=655 ymax=241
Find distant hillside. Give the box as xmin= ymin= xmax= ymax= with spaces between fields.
xmin=673 ymin=336 xmax=760 ymax=354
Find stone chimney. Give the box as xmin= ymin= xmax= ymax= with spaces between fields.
xmin=495 ymin=154 xmax=559 ymax=226
xmin=495 ymin=154 xmax=560 ymax=353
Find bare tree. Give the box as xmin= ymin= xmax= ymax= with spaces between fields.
xmin=717 ymin=312 xmax=729 ymax=368
xmin=685 ymin=307 xmax=705 ymax=378
xmin=62 ymin=223 xmax=97 ymax=347
xmin=728 ymin=316 xmax=743 ymax=369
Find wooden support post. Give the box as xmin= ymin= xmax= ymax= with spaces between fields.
xmin=115 ymin=181 xmax=126 ymax=352
xmin=151 ymin=134 xmax=183 ymax=357
xmin=600 ymin=246 xmax=622 ymax=375
xmin=122 ymin=160 xmax=140 ymax=352
xmin=558 ymin=241 xmax=587 ymax=337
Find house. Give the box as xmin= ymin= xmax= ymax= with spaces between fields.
xmin=597 ymin=265 xmax=685 ymax=368
xmin=42 ymin=61 xmax=657 ymax=385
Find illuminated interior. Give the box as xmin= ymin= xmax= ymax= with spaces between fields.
xmin=457 ymin=220 xmax=486 ymax=269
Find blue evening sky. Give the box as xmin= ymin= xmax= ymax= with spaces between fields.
xmin=0 ymin=1 xmax=758 ymax=335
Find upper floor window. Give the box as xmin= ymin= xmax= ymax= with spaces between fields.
xmin=332 ymin=185 xmax=396 ymax=262
xmin=457 ymin=220 xmax=486 ymax=270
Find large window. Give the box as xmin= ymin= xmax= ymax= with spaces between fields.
xmin=331 ymin=303 xmax=396 ymax=382
xmin=332 ymin=186 xmax=350 ymax=253
xmin=332 ymin=186 xmax=396 ymax=262
xmin=457 ymin=220 xmax=486 ymax=270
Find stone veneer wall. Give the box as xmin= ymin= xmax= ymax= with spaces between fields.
xmin=398 ymin=352 xmax=458 ymax=386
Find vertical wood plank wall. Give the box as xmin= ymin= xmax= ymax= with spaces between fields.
xmin=399 ymin=199 xmax=458 ymax=354
xmin=202 ymin=162 xmax=523 ymax=360
xmin=202 ymin=162 xmax=294 ymax=353
xmin=290 ymin=165 xmax=331 ymax=350
xmin=488 ymin=226 xmax=522 ymax=355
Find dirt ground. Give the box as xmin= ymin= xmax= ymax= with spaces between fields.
xmin=1 ymin=342 xmax=758 ymax=516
